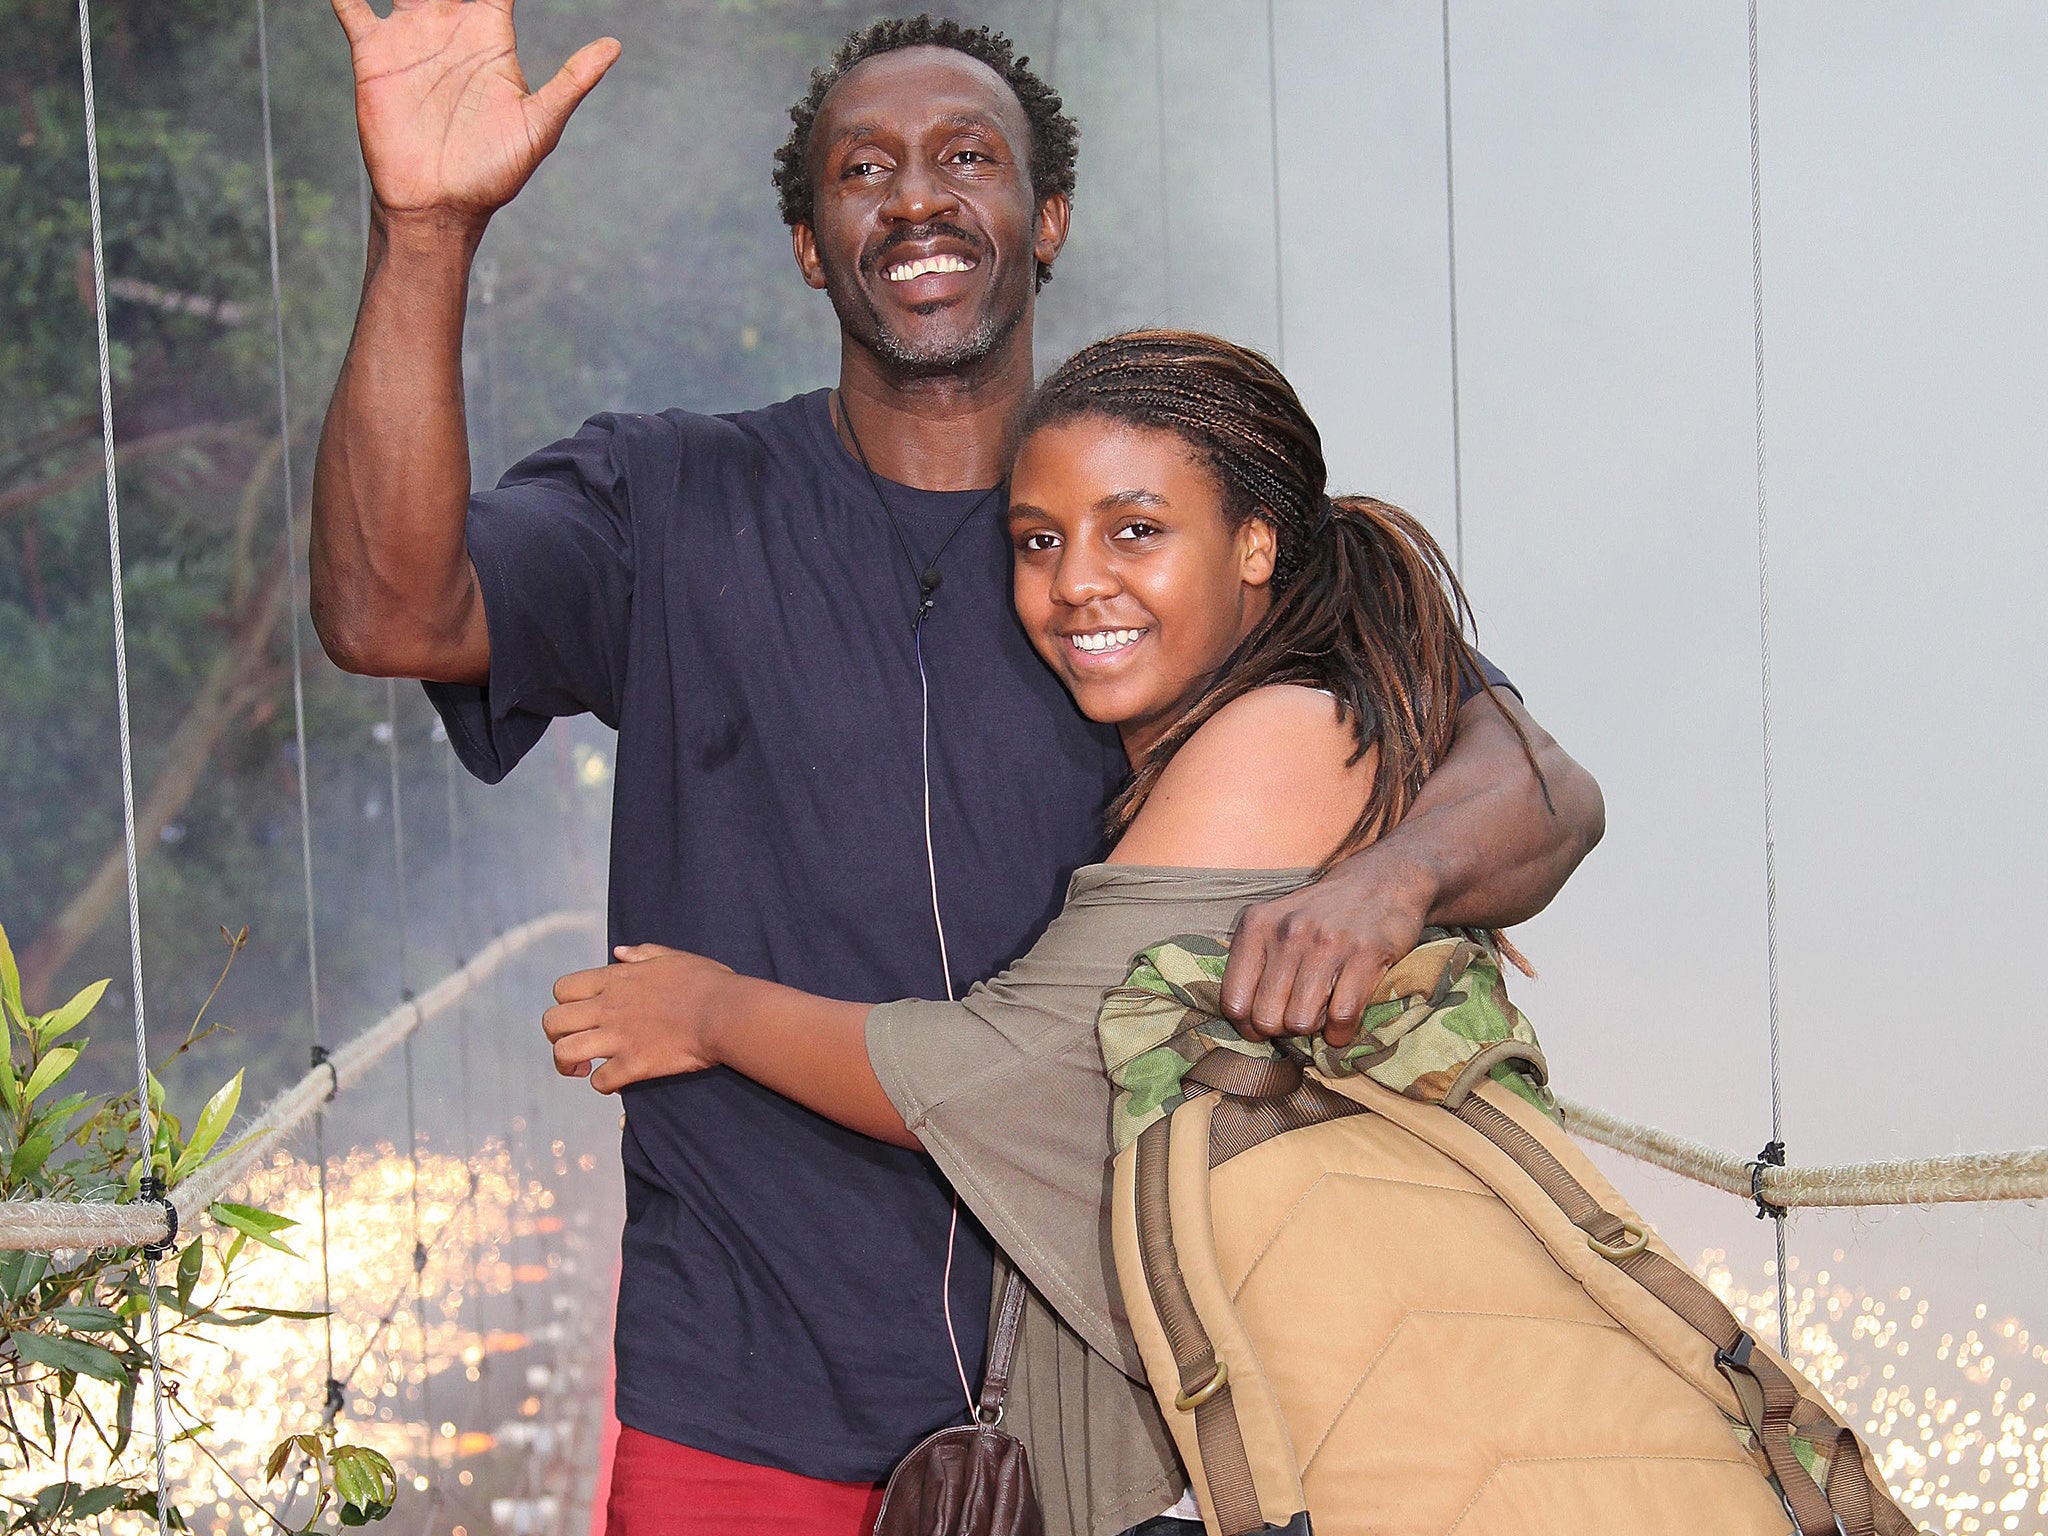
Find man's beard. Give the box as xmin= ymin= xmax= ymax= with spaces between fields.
xmin=861 ymin=295 xmax=1022 ymax=376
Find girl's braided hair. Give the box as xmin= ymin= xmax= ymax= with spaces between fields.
xmin=1023 ymin=329 xmax=1539 ymax=860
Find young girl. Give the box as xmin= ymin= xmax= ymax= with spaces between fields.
xmin=546 ymin=330 xmax=1528 ymax=1535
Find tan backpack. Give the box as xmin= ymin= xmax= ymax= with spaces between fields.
xmin=1099 ymin=936 xmax=1919 ymax=1536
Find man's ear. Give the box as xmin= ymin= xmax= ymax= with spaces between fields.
xmin=1239 ymin=515 xmax=1279 ymax=589
xmin=792 ymin=223 xmax=829 ymax=291
xmin=1033 ymin=193 xmax=1071 ymax=274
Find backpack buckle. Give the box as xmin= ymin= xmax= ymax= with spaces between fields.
xmin=1174 ymin=1359 xmax=1229 ymax=1412
xmin=1586 ymin=1218 xmax=1648 ymax=1262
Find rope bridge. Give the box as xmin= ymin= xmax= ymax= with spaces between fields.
xmin=0 ymin=911 xmax=598 ymax=1255
xmin=3 ymin=1006 xmax=2040 ymax=1259
xmin=1558 ymin=1100 xmax=2048 ymax=1211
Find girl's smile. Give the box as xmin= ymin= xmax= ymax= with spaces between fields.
xmin=1008 ymin=418 xmax=1277 ymax=764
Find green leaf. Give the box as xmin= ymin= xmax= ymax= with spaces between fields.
xmin=36 ymin=978 xmax=108 ymax=1048
xmin=332 ymin=1445 xmax=396 ymax=1525
xmin=64 ymin=1486 xmax=128 ymax=1520
xmin=0 ymin=922 xmax=20 ymax=1024
xmin=0 ymin=1249 xmax=47 ymax=1301
xmin=45 ymin=1304 xmax=123 ymax=1333
xmin=169 ymin=1069 xmax=241 ymax=1182
xmin=208 ymin=1201 xmax=299 ymax=1256
xmin=176 ymin=1238 xmax=203 ymax=1304
xmin=7 ymin=1330 xmax=129 ymax=1383
xmin=0 ymin=1044 xmax=18 ymax=1118
xmin=227 ymin=1304 xmax=328 ymax=1322
xmin=19 ymin=1046 xmax=81 ymax=1109
xmin=8 ymin=1130 xmax=54 ymax=1184
xmin=24 ymin=1483 xmax=83 ymax=1525
xmin=112 ymin=1372 xmax=136 ymax=1458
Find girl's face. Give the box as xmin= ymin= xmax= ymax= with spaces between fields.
xmin=1008 ymin=417 xmax=1277 ymax=763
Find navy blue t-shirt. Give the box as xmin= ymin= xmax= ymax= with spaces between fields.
xmin=427 ymin=390 xmax=1130 ymax=1480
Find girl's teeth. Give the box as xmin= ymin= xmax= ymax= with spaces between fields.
xmin=1072 ymin=629 xmax=1143 ymax=653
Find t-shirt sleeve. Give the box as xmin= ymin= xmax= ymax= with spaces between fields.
xmin=424 ymin=416 xmax=638 ymax=783
xmin=1460 ymin=649 xmax=1519 ymax=705
xmin=866 ymin=905 xmax=1150 ymax=1379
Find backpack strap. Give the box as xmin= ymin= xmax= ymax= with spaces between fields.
xmin=1449 ymin=1089 xmax=1905 ymax=1536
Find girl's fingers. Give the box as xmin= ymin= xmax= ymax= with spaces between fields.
xmin=552 ymin=1024 xmax=613 ymax=1076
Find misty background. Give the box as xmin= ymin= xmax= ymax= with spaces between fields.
xmin=4 ymin=0 xmax=2041 ymax=1526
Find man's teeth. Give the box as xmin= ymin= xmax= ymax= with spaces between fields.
xmin=885 ymin=254 xmax=975 ymax=282
xmin=1071 ymin=629 xmax=1144 ymax=654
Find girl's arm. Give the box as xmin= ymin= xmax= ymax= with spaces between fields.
xmin=543 ymin=944 xmax=919 ymax=1148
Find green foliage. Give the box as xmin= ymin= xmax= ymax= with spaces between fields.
xmin=265 ymin=1432 xmax=397 ymax=1533
xmin=0 ymin=917 xmax=391 ymax=1536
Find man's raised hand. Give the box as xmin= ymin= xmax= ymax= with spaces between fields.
xmin=330 ymin=0 xmax=620 ymax=225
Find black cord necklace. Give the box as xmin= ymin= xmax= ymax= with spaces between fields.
xmin=834 ymin=390 xmax=1006 ymax=630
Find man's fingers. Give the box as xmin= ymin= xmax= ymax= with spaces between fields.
xmin=526 ymin=37 xmax=622 ymax=140
xmin=1277 ymin=949 xmax=1343 ymax=1038
xmin=1322 ymin=955 xmax=1388 ymax=1049
xmin=588 ymin=1058 xmax=629 ymax=1095
xmin=1218 ymin=916 xmax=1275 ymax=1025
xmin=1242 ymin=942 xmax=1307 ymax=1041
xmin=328 ymin=0 xmax=377 ymax=44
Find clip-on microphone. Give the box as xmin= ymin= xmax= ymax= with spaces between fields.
xmin=916 ymin=566 xmax=942 ymax=628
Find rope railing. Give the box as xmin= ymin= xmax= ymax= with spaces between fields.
xmin=0 ymin=910 xmax=600 ymax=1254
xmin=1558 ymin=1097 xmax=2048 ymax=1209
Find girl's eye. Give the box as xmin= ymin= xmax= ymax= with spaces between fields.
xmin=1018 ymin=531 xmax=1060 ymax=553
xmin=1114 ymin=520 xmax=1162 ymax=541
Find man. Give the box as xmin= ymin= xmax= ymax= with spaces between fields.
xmin=312 ymin=7 xmax=1604 ymax=1531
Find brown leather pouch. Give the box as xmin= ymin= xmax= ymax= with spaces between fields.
xmin=871 ymin=1269 xmax=1043 ymax=1536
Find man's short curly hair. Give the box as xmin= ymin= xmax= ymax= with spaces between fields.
xmin=772 ymin=15 xmax=1080 ymax=289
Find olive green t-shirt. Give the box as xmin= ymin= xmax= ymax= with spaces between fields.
xmin=867 ymin=864 xmax=1312 ymax=1536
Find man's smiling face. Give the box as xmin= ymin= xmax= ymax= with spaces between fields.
xmin=793 ymin=46 xmax=1067 ymax=376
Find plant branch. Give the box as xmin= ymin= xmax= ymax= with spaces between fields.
xmin=0 ymin=422 xmax=257 ymax=527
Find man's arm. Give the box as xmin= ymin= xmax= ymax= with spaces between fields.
xmin=310 ymin=0 xmax=617 ymax=682
xmin=1220 ymin=688 xmax=1604 ymax=1043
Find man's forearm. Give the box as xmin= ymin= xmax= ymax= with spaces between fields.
xmin=309 ymin=210 xmax=489 ymax=683
xmin=706 ymin=976 xmax=920 ymax=1149
xmin=1377 ymin=689 xmax=1605 ymax=931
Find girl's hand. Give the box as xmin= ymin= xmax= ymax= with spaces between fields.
xmin=544 ymin=944 xmax=734 ymax=1093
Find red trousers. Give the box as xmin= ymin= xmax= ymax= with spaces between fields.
xmin=604 ymin=1426 xmax=886 ymax=1535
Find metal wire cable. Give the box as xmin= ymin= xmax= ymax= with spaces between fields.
xmin=72 ymin=3 xmax=170 ymax=1526
xmin=1264 ymin=0 xmax=1286 ymax=366
xmin=1152 ymin=0 xmax=1173 ymax=317
xmin=382 ymin=679 xmax=436 ymax=1474
xmin=1746 ymin=0 xmax=1792 ymax=1355
xmin=1440 ymin=0 xmax=1468 ymax=582
xmin=442 ymin=738 xmax=490 ymax=1391
xmin=251 ymin=0 xmax=340 ymax=1419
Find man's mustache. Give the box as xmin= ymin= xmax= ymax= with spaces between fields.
xmin=862 ymin=223 xmax=986 ymax=274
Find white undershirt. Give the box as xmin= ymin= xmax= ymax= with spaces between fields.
xmin=1161 ymin=1487 xmax=1202 ymax=1520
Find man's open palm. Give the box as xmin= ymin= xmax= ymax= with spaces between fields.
xmin=330 ymin=0 xmax=619 ymax=220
